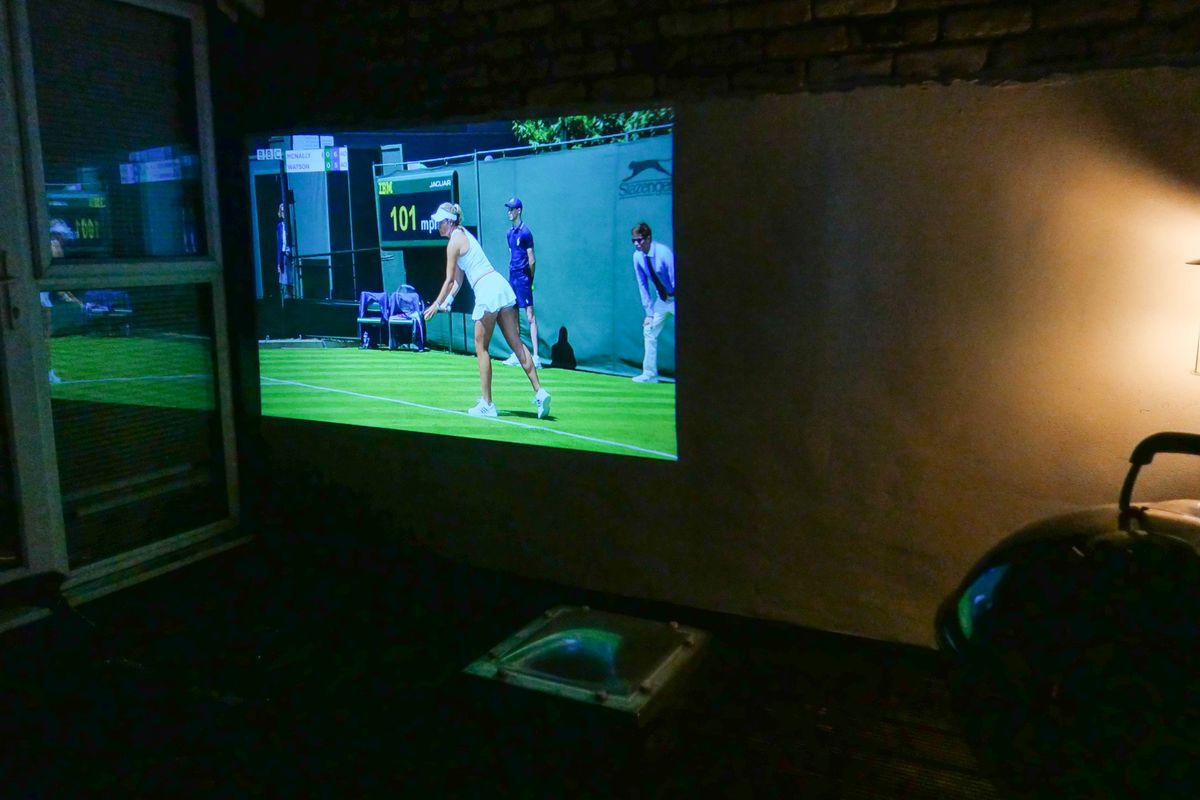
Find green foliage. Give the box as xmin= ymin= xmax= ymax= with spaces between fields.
xmin=511 ymin=109 xmax=674 ymax=149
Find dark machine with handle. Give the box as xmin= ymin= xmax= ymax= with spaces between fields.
xmin=936 ymin=432 xmax=1200 ymax=798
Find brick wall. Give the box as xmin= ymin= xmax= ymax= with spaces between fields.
xmin=252 ymin=0 xmax=1200 ymax=126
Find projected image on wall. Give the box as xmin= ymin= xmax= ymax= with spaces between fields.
xmin=249 ymin=110 xmax=676 ymax=460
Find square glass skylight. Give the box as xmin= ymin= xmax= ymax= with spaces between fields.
xmin=464 ymin=606 xmax=708 ymax=723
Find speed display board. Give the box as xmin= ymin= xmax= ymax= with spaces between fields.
xmin=47 ymin=189 xmax=112 ymax=258
xmin=375 ymin=169 xmax=458 ymax=249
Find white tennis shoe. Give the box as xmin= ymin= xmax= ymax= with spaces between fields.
xmin=534 ymin=388 xmax=551 ymax=419
xmin=468 ymin=398 xmax=498 ymax=417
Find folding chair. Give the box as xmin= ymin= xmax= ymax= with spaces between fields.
xmin=386 ymin=284 xmax=426 ymax=351
xmin=82 ymin=289 xmax=133 ymax=336
xmin=356 ymin=291 xmax=387 ymax=349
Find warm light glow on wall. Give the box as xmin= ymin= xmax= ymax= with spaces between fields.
xmin=940 ymin=99 xmax=1200 ymax=499
xmin=1102 ymin=186 xmax=1200 ymax=374
xmin=996 ymin=130 xmax=1200 ymax=395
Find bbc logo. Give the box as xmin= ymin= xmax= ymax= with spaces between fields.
xmin=256 ymin=148 xmax=283 ymax=161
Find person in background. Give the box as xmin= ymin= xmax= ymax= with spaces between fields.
xmin=276 ymin=203 xmax=292 ymax=302
xmin=423 ymin=202 xmax=551 ymax=419
xmin=630 ymin=221 xmax=675 ymax=383
xmin=42 ymin=224 xmax=82 ymax=383
xmin=501 ymin=197 xmax=541 ymax=367
xmin=41 ymin=291 xmax=81 ymax=384
xmin=49 ymin=219 xmax=71 ymax=259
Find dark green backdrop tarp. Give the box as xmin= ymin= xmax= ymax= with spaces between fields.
xmin=425 ymin=134 xmax=674 ymax=377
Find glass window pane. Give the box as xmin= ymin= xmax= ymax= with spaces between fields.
xmin=28 ymin=0 xmax=206 ymax=261
xmin=45 ymin=284 xmax=226 ymax=567
xmin=0 ymin=353 xmax=20 ymax=571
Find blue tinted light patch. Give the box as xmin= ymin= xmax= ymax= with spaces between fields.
xmin=956 ymin=564 xmax=1010 ymax=640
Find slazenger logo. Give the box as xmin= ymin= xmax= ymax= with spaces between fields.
xmin=618 ymin=159 xmax=672 ymax=198
xmin=429 ymin=179 xmax=451 ymax=188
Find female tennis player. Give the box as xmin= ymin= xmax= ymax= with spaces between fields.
xmin=423 ymin=202 xmax=551 ymax=419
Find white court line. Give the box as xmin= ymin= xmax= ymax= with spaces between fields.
xmin=56 ymin=374 xmax=209 ymax=385
xmin=261 ymin=375 xmax=678 ymax=460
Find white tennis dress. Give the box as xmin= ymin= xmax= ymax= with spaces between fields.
xmin=455 ymin=228 xmax=517 ymax=321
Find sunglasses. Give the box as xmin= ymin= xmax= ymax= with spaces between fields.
xmin=632 ymin=236 xmax=646 ymax=244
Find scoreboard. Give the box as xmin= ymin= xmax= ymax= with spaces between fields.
xmin=47 ymin=189 xmax=112 ymax=259
xmin=375 ymin=169 xmax=458 ymax=249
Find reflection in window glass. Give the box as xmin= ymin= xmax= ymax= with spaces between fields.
xmin=0 ymin=355 xmax=20 ymax=571
xmin=29 ymin=0 xmax=206 ymax=260
xmin=45 ymin=284 xmax=226 ymax=567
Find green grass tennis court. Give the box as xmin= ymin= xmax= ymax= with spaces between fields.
xmin=49 ymin=335 xmax=217 ymax=411
xmin=44 ymin=336 xmax=677 ymax=460
xmin=259 ymin=347 xmax=678 ymax=460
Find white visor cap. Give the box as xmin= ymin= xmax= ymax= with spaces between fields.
xmin=430 ymin=207 xmax=458 ymax=224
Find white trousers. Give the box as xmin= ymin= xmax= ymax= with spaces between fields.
xmin=641 ymin=309 xmax=673 ymax=377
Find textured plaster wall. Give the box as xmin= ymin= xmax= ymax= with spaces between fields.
xmin=263 ymin=66 xmax=1200 ymax=646
xmin=672 ymin=66 xmax=1200 ymax=643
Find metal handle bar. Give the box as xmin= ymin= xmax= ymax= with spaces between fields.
xmin=1119 ymin=432 xmax=1200 ymax=513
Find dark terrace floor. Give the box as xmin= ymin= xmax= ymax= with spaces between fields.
xmin=0 ymin=538 xmax=1001 ymax=799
